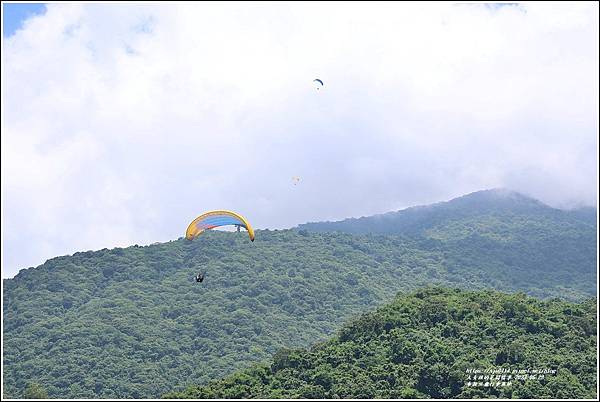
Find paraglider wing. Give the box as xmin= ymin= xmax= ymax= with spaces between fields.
xmin=313 ymin=78 xmax=324 ymax=86
xmin=186 ymin=210 xmax=255 ymax=241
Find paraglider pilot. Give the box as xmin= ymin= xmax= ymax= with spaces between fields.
xmin=195 ymin=272 xmax=205 ymax=283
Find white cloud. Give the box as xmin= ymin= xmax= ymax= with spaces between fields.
xmin=2 ymin=2 xmax=598 ymax=277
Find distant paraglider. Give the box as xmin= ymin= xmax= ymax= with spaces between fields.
xmin=292 ymin=176 xmax=300 ymax=186
xmin=313 ymin=78 xmax=324 ymax=90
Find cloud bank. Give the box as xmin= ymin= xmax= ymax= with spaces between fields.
xmin=2 ymin=3 xmax=598 ymax=277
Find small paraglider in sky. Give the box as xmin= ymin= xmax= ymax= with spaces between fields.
xmin=313 ymin=78 xmax=324 ymax=90
xmin=292 ymin=176 xmax=300 ymax=186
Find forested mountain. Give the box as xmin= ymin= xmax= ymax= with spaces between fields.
xmin=165 ymin=288 xmax=597 ymax=399
xmin=297 ymin=189 xmax=597 ymax=300
xmin=297 ymin=189 xmax=596 ymax=237
xmin=3 ymin=190 xmax=597 ymax=398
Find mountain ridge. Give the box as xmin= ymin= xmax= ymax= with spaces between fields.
xmin=296 ymin=188 xmax=596 ymax=236
xmin=2 ymin=189 xmax=597 ymax=398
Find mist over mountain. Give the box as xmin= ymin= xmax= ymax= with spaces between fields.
xmin=297 ymin=189 xmax=597 ymax=236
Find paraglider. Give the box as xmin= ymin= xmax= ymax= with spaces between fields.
xmin=292 ymin=176 xmax=300 ymax=186
xmin=313 ymin=78 xmax=323 ymax=90
xmin=185 ymin=210 xmax=255 ymax=283
xmin=186 ymin=210 xmax=255 ymax=242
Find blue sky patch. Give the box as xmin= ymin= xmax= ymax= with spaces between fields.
xmin=3 ymin=3 xmax=47 ymax=37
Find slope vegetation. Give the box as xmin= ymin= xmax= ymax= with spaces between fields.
xmin=166 ymin=288 xmax=597 ymax=399
xmin=3 ymin=191 xmax=596 ymax=398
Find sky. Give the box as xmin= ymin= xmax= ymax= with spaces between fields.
xmin=2 ymin=2 xmax=598 ymax=278
xmin=2 ymin=2 xmax=46 ymax=38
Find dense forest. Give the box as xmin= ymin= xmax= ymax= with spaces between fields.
xmin=165 ymin=287 xmax=597 ymax=399
xmin=2 ymin=190 xmax=597 ymax=398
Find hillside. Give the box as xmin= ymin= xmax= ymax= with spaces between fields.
xmin=297 ymin=189 xmax=597 ymax=300
xmin=165 ymin=288 xmax=597 ymax=399
xmin=297 ymin=189 xmax=596 ymax=237
xmin=3 ymin=190 xmax=597 ymax=398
